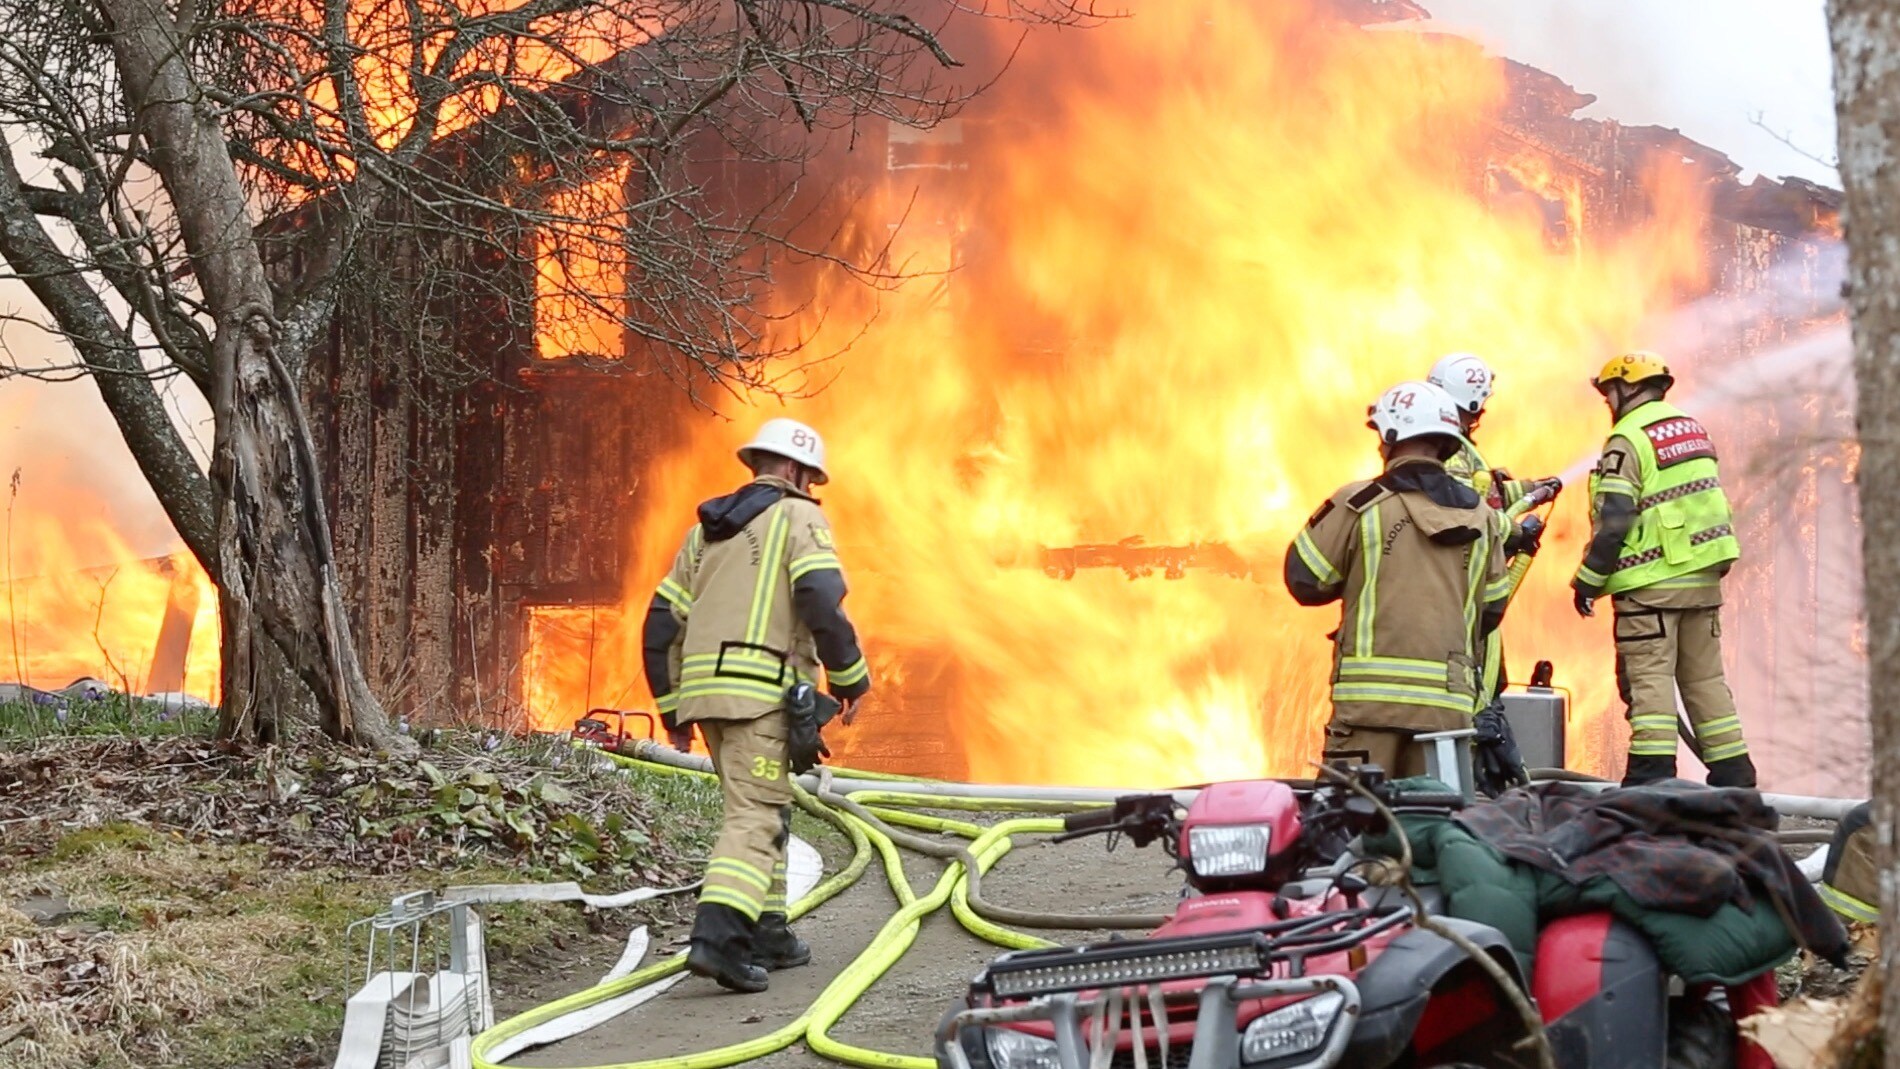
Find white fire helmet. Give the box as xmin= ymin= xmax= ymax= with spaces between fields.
xmin=1367 ymin=380 xmax=1466 ymax=447
xmin=1426 ymin=352 xmax=1496 ymax=417
xmin=738 ymin=417 xmax=829 ymax=484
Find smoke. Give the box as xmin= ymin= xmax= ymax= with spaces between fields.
xmin=1423 ymin=0 xmax=1838 ymax=185
xmin=1550 ymin=240 xmax=1849 ymax=485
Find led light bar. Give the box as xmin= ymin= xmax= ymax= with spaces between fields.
xmin=985 ymin=934 xmax=1269 ymax=998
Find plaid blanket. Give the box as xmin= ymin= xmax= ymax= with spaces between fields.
xmin=1455 ymin=780 xmax=1848 ymax=965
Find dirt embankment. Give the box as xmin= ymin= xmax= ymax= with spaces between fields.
xmin=0 ymin=732 xmax=713 ymax=1069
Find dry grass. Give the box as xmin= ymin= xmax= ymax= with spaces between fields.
xmin=0 ymin=736 xmax=722 ymax=1068
xmin=1 ymin=836 xmax=379 ymax=1068
xmin=0 ymin=736 xmax=718 ymax=1069
xmin=0 ymin=827 xmax=689 ymax=1068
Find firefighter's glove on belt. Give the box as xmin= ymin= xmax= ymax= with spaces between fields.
xmin=785 ymin=682 xmax=843 ymax=775
xmin=1473 ymin=703 xmax=1529 ymax=798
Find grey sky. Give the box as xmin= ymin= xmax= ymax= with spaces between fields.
xmin=1424 ymin=0 xmax=1838 ymax=185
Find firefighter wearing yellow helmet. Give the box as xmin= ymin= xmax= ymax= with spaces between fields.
xmin=642 ymin=417 xmax=872 ymax=992
xmin=1572 ymin=352 xmax=1755 ymax=788
xmin=1426 ymin=352 xmax=1563 ymax=704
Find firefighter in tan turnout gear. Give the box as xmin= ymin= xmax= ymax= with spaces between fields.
xmin=1284 ymin=381 xmax=1529 ymax=777
xmin=1571 ymin=351 xmax=1755 ymax=789
xmin=641 ymin=418 xmax=872 ymax=993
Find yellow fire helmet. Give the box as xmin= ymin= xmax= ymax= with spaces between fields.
xmin=1593 ymin=350 xmax=1673 ymax=391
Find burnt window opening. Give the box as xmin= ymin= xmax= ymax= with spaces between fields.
xmin=1484 ymin=162 xmax=1577 ymax=254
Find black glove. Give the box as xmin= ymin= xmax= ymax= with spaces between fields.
xmin=785 ymin=682 xmax=843 ymax=775
xmin=1512 ymin=516 xmax=1542 ymax=562
xmin=1473 ymin=703 xmax=1529 ymax=798
xmin=1572 ymin=584 xmax=1597 ymax=618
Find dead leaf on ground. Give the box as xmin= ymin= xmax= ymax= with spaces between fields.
xmin=1740 ymin=996 xmax=1846 ymax=1069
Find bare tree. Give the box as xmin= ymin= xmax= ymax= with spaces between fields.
xmin=0 ymin=0 xmax=1096 ymax=745
xmin=1826 ymin=1 xmax=1900 ymax=1065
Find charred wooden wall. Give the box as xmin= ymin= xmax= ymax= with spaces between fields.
xmin=302 ymin=235 xmax=686 ymax=724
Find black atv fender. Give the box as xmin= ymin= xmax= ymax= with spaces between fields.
xmin=1340 ymin=916 xmax=1525 ymax=1069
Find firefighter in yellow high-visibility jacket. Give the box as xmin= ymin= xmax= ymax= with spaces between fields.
xmin=641 ymin=418 xmax=871 ymax=993
xmin=1571 ymin=351 xmax=1753 ymax=787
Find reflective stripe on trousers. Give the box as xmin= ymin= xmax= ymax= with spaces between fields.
xmin=698 ymin=713 xmax=795 ymax=919
xmin=1614 ymin=604 xmax=1748 ymax=762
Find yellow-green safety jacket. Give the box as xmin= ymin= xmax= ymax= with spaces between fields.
xmin=1446 ymin=438 xmax=1533 ymax=512
xmin=1574 ymin=401 xmax=1739 ymax=596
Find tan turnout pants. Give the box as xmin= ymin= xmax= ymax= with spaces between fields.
xmin=698 ymin=711 xmax=794 ymax=921
xmin=1321 ymin=722 xmax=1432 ymax=780
xmin=1613 ymin=605 xmax=1748 ymax=765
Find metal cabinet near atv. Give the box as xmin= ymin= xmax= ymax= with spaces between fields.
xmin=935 ymin=774 xmax=1770 ymax=1069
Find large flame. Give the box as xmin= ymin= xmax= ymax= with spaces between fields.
xmin=0 ymin=445 xmax=220 ymax=703
xmin=522 ymin=0 xmax=1713 ymax=785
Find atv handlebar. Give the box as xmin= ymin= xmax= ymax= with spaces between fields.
xmin=1059 ymin=806 xmax=1122 ymax=834
xmin=1390 ymin=791 xmax=1465 ymax=810
xmin=1050 ymin=794 xmax=1181 ymax=847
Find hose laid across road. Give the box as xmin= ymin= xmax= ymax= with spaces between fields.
xmin=470 ymin=747 xmax=1129 ymax=1069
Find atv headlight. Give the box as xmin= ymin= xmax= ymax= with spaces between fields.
xmin=1240 ymin=991 xmax=1345 ymax=1064
xmin=1188 ymin=824 xmax=1272 ymax=877
xmin=985 ymin=1029 xmax=1060 ymax=1069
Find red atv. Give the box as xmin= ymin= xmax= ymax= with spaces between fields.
xmin=935 ymin=769 xmax=1776 ymax=1069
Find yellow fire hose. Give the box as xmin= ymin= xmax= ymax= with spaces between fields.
xmin=469 ymin=750 xmax=1109 ymax=1069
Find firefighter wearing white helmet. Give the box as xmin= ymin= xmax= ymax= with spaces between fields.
xmin=739 ymin=417 xmax=830 ymax=484
xmin=1285 ymin=380 xmax=1528 ymax=778
xmin=642 ymin=416 xmax=870 ymax=993
xmin=1425 ymin=353 xmax=1563 ymax=705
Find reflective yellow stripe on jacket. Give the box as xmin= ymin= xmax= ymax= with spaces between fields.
xmin=1354 ymin=505 xmax=1380 ymax=657
xmin=682 ymin=507 xmax=804 ymax=707
xmin=1332 ymin=656 xmax=1473 ymax=713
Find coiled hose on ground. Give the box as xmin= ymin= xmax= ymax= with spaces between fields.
xmin=469 ymin=748 xmax=1144 ymax=1069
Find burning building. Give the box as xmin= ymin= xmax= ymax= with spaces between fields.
xmin=8 ymin=1 xmax=1852 ymax=792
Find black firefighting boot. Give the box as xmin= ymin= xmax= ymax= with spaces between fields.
xmin=1621 ymin=754 xmax=1677 ymax=787
xmin=685 ymin=902 xmax=768 ymax=993
xmin=1705 ymin=754 xmax=1759 ymax=789
xmin=754 ymin=912 xmax=812 ymax=970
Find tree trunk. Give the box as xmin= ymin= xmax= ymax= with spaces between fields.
xmin=1826 ymin=2 xmax=1900 ymax=1064
xmin=99 ymin=0 xmax=400 ymax=750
